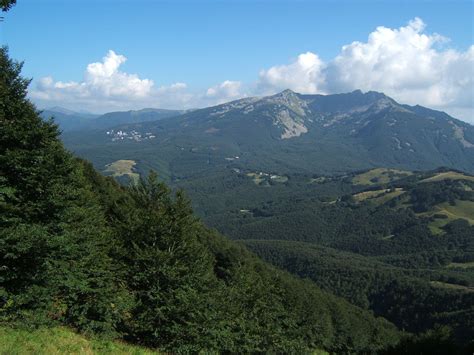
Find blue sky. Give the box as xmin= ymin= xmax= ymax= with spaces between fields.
xmin=1 ymin=0 xmax=473 ymax=121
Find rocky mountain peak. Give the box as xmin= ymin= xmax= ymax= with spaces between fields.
xmin=266 ymin=89 xmax=309 ymax=117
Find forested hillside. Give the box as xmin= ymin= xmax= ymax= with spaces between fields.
xmin=173 ymin=166 xmax=474 ymax=350
xmin=0 ymin=47 xmax=412 ymax=353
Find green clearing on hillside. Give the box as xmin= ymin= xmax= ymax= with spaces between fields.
xmin=309 ymin=177 xmax=327 ymax=184
xmin=0 ymin=327 xmax=158 ymax=355
xmin=246 ymin=172 xmax=288 ymax=185
xmin=352 ymin=168 xmax=412 ymax=186
xmin=271 ymin=175 xmax=289 ymax=183
xmin=430 ymin=281 xmax=474 ymax=293
xmin=420 ymin=171 xmax=474 ymax=183
xmin=103 ymin=159 xmax=140 ymax=182
xmin=353 ymin=188 xmax=405 ymax=205
xmin=246 ymin=172 xmax=265 ymax=185
xmin=447 ymin=261 xmax=474 ymax=269
xmin=418 ymin=200 xmax=474 ymax=234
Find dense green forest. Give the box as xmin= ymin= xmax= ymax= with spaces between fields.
xmin=171 ymin=167 xmax=474 ymax=351
xmin=0 ymin=46 xmax=419 ymax=353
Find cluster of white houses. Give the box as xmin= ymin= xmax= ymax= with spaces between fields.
xmin=106 ymin=129 xmax=156 ymax=142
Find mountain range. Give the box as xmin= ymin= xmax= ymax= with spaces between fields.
xmin=41 ymin=107 xmax=185 ymax=132
xmin=61 ymin=89 xmax=474 ymax=178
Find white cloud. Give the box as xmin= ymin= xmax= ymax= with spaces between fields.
xmin=31 ymin=19 xmax=474 ymax=122
xmin=327 ymin=18 xmax=443 ymax=92
xmin=33 ymin=50 xmax=154 ymax=102
xmin=31 ymin=50 xmax=191 ymax=112
xmin=32 ymin=51 xmax=245 ymax=112
xmin=325 ymin=18 xmax=473 ymax=117
xmin=84 ymin=50 xmax=153 ymax=98
xmin=205 ymin=80 xmax=244 ymax=103
xmin=255 ymin=18 xmax=474 ymax=122
xmin=257 ymin=52 xmax=326 ymax=95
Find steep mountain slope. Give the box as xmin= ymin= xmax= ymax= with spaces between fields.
xmin=63 ymin=90 xmax=474 ymax=178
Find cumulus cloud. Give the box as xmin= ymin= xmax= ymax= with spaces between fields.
xmin=255 ymin=18 xmax=474 ymax=122
xmin=31 ymin=19 xmax=473 ymax=122
xmin=258 ymin=52 xmax=326 ymax=95
xmin=325 ymin=18 xmax=473 ymax=115
xmin=32 ymin=50 xmax=247 ymax=112
xmin=33 ymin=50 xmax=153 ymax=102
xmin=31 ymin=50 xmax=191 ymax=112
xmin=205 ymin=80 xmax=244 ymax=103
xmin=84 ymin=50 xmax=153 ymax=98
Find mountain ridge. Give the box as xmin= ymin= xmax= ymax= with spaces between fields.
xmin=41 ymin=107 xmax=186 ymax=132
xmin=62 ymin=89 xmax=474 ymax=178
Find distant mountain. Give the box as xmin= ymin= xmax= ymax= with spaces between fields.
xmin=62 ymin=89 xmax=474 ymax=177
xmin=46 ymin=106 xmax=100 ymax=116
xmin=41 ymin=107 xmax=185 ymax=132
xmin=92 ymin=108 xmax=186 ymax=130
xmin=40 ymin=108 xmax=99 ymax=132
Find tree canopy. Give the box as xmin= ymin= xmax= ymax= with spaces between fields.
xmin=1 ymin=0 xmax=16 ymax=12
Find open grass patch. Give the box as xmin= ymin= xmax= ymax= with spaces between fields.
xmin=352 ymin=168 xmax=412 ymax=186
xmin=353 ymin=189 xmax=388 ymax=201
xmin=309 ymin=177 xmax=327 ymax=184
xmin=353 ymin=188 xmax=405 ymax=205
xmin=246 ymin=172 xmax=288 ymax=186
xmin=447 ymin=261 xmax=474 ymax=269
xmin=246 ymin=172 xmax=265 ymax=185
xmin=420 ymin=171 xmax=474 ymax=183
xmin=418 ymin=200 xmax=474 ymax=235
xmin=0 ymin=326 xmax=158 ymax=355
xmin=104 ymin=159 xmax=140 ymax=182
xmin=430 ymin=281 xmax=474 ymax=293
xmin=270 ymin=175 xmax=288 ymax=183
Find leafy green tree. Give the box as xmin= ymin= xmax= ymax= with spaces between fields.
xmin=1 ymin=0 xmax=15 ymax=12
xmin=115 ymin=173 xmax=218 ymax=350
xmin=0 ymin=46 xmax=123 ymax=334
